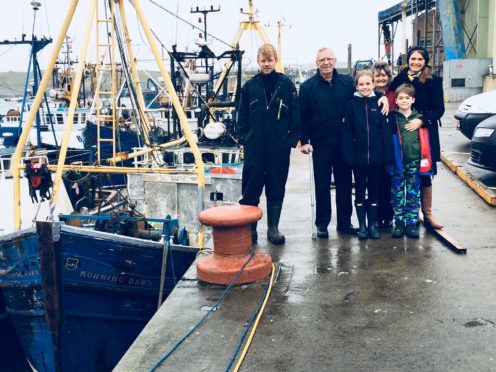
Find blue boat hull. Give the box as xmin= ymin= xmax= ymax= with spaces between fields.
xmin=0 ymin=223 xmax=197 ymax=371
xmin=0 ymin=291 xmax=30 ymax=371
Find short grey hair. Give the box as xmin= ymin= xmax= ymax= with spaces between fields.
xmin=316 ymin=48 xmax=335 ymax=61
xmin=371 ymin=60 xmax=393 ymax=82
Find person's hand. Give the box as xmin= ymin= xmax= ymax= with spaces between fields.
xmin=378 ymin=96 xmax=389 ymax=115
xmin=300 ymin=144 xmax=313 ymax=154
xmin=405 ymin=118 xmax=423 ymax=131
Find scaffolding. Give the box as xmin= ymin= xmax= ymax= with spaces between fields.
xmin=377 ymin=0 xmax=445 ymax=73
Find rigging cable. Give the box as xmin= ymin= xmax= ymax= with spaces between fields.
xmin=113 ymin=7 xmax=148 ymax=145
xmin=145 ymin=0 xmax=232 ymax=48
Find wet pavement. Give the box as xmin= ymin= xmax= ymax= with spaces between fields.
xmin=118 ymin=105 xmax=496 ymax=371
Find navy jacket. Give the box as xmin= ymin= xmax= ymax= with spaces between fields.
xmin=299 ymin=69 xmax=355 ymax=146
xmin=389 ymin=69 xmax=444 ymax=162
xmin=341 ymin=94 xmax=392 ymax=166
xmin=237 ymin=72 xmax=300 ymax=150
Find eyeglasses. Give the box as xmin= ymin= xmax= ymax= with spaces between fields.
xmin=317 ymin=57 xmax=336 ymax=64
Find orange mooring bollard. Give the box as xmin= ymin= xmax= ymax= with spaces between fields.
xmin=196 ymin=205 xmax=273 ymax=285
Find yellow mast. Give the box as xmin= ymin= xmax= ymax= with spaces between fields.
xmin=13 ymin=0 xmax=80 ymax=230
xmin=212 ymin=0 xmax=280 ymax=96
xmin=275 ymin=19 xmax=285 ymax=73
xmin=49 ymin=0 xmax=98 ymax=217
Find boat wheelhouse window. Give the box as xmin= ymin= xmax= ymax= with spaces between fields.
xmin=57 ymin=114 xmax=64 ymax=124
xmin=202 ymin=152 xmax=215 ymax=164
xmin=81 ymin=113 xmax=87 ymax=123
xmin=186 ymin=111 xmax=192 ymax=119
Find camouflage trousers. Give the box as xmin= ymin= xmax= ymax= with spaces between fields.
xmin=391 ymin=161 xmax=420 ymax=226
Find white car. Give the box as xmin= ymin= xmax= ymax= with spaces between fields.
xmin=454 ymin=90 xmax=496 ymax=139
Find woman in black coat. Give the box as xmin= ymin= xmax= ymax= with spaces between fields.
xmin=389 ymin=46 xmax=445 ymax=229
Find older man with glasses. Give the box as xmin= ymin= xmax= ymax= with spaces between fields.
xmin=299 ymin=48 xmax=388 ymax=239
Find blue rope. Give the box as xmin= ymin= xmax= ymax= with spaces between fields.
xmin=149 ymin=252 xmax=255 ymax=371
xmin=168 ymin=238 xmax=177 ymax=287
xmin=224 ymin=264 xmax=280 ymax=371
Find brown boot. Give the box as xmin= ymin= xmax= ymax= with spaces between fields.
xmin=421 ymin=186 xmax=443 ymax=229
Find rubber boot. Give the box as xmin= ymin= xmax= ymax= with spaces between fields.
xmin=421 ymin=186 xmax=443 ymax=229
xmin=367 ymin=202 xmax=380 ymax=239
xmin=267 ymin=202 xmax=285 ymax=245
xmin=355 ymin=203 xmax=368 ymax=240
xmin=251 ymin=222 xmax=258 ymax=244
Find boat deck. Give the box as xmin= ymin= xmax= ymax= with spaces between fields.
xmin=117 ymin=103 xmax=496 ymax=371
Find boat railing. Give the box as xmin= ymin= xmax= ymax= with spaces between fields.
xmin=3 ymin=115 xmax=21 ymax=123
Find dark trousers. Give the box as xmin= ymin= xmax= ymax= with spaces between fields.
xmin=239 ymin=144 xmax=290 ymax=206
xmin=312 ymin=144 xmax=353 ymax=228
xmin=353 ymin=164 xmax=382 ymax=205
xmin=378 ymin=168 xmax=394 ymax=221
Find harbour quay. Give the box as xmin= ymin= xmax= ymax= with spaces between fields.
xmin=117 ymin=104 xmax=496 ymax=371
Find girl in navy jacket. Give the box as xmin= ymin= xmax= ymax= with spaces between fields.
xmin=342 ymin=70 xmax=392 ymax=239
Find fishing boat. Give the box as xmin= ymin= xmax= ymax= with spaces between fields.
xmin=0 ymin=0 xmax=247 ymax=370
xmin=0 ymin=35 xmax=91 ymax=151
xmin=0 ymin=220 xmax=197 ymax=370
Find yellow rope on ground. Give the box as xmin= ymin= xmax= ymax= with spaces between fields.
xmin=233 ymin=263 xmax=276 ymax=372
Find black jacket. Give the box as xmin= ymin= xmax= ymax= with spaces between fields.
xmin=299 ymin=70 xmax=355 ymax=146
xmin=341 ymin=94 xmax=392 ymax=166
xmin=237 ymin=72 xmax=300 ymax=150
xmin=389 ymin=69 xmax=444 ymax=162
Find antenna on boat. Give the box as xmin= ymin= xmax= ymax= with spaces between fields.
xmin=0 ymin=2 xmax=53 ymax=149
xmin=190 ymin=5 xmax=220 ymax=43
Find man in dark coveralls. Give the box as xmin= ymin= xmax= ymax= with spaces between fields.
xmin=237 ymin=43 xmax=300 ymax=245
xmin=300 ymin=48 xmax=388 ymax=238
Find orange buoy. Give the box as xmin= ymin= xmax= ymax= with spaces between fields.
xmin=196 ymin=205 xmax=272 ymax=285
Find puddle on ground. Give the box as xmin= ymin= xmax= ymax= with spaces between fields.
xmin=464 ymin=318 xmax=495 ymax=327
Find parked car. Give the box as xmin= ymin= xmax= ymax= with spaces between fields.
xmin=353 ymin=59 xmax=374 ymax=77
xmin=469 ymin=114 xmax=496 ymax=172
xmin=454 ymin=90 xmax=496 ymax=139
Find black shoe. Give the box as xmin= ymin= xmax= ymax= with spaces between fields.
xmin=377 ymin=219 xmax=393 ymax=228
xmin=405 ymin=224 xmax=419 ymax=239
xmin=336 ymin=224 xmax=358 ymax=235
xmin=392 ymin=222 xmax=405 ymax=238
xmin=316 ymin=226 xmax=329 ymax=239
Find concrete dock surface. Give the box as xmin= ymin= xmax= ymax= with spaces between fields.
xmin=117 ymin=103 xmax=496 ymax=371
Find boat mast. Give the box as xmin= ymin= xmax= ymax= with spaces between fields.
xmin=0 ymin=3 xmax=53 ymax=149
xmin=212 ymin=0 xmax=278 ymax=96
xmin=13 ymin=0 xmax=79 ymax=230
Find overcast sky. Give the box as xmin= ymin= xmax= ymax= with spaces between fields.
xmin=0 ymin=0 xmax=408 ymax=72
